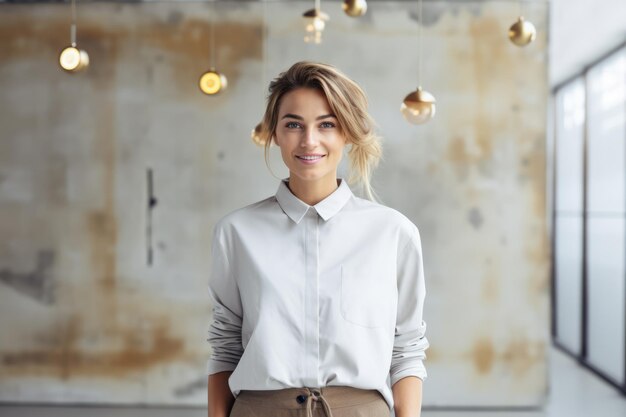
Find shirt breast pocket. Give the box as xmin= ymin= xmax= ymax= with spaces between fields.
xmin=340 ymin=263 xmax=392 ymax=329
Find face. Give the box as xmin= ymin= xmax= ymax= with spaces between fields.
xmin=273 ymin=87 xmax=347 ymax=184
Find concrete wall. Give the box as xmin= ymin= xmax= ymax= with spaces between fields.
xmin=0 ymin=0 xmax=549 ymax=408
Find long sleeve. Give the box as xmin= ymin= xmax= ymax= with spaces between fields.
xmin=389 ymin=224 xmax=430 ymax=387
xmin=206 ymin=223 xmax=244 ymax=375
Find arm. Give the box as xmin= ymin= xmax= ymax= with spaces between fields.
xmin=206 ymin=224 xmax=244 ymax=417
xmin=389 ymin=224 xmax=430 ymax=417
xmin=392 ymin=376 xmax=423 ymax=417
xmin=208 ymin=371 xmax=235 ymax=417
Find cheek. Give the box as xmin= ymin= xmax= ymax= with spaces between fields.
xmin=330 ymin=140 xmax=346 ymax=156
xmin=279 ymin=144 xmax=294 ymax=160
xmin=275 ymin=131 xmax=294 ymax=146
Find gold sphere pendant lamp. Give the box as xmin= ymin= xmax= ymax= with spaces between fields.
xmin=59 ymin=46 xmax=89 ymax=73
xmin=303 ymin=0 xmax=329 ymax=44
xmin=401 ymin=0 xmax=436 ymax=125
xmin=199 ymin=3 xmax=227 ymax=95
xmin=251 ymin=122 xmax=265 ymax=146
xmin=508 ymin=1 xmax=536 ymax=47
xmin=59 ymin=0 xmax=89 ymax=73
xmin=508 ymin=16 xmax=536 ymax=46
xmin=342 ymin=0 xmax=367 ymax=17
xmin=199 ymin=68 xmax=227 ymax=95
xmin=401 ymin=87 xmax=436 ymax=124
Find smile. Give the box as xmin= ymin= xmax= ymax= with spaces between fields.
xmin=296 ymin=155 xmax=326 ymax=164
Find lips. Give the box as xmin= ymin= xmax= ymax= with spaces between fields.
xmin=295 ymin=154 xmax=326 ymax=165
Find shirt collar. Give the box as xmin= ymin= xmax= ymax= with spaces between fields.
xmin=275 ymin=177 xmax=353 ymax=224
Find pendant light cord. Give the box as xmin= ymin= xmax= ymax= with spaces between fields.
xmin=70 ymin=0 xmax=77 ymax=46
xmin=261 ymin=0 xmax=267 ymax=100
xmin=418 ymin=0 xmax=422 ymax=89
xmin=210 ymin=0 xmax=216 ymax=69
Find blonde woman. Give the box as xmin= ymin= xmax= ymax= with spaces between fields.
xmin=207 ymin=61 xmax=429 ymax=417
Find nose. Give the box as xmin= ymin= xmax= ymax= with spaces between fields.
xmin=301 ymin=125 xmax=320 ymax=147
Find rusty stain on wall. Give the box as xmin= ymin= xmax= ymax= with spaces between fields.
xmin=480 ymin=257 xmax=500 ymax=303
xmin=1 ymin=314 xmax=185 ymax=379
xmin=446 ymin=135 xmax=472 ymax=179
xmin=501 ymin=337 xmax=545 ymax=377
xmin=468 ymin=336 xmax=544 ymax=378
xmin=471 ymin=337 xmax=495 ymax=374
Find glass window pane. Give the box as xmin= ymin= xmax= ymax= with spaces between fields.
xmin=555 ymin=216 xmax=584 ymax=354
xmin=555 ymin=77 xmax=585 ymax=213
xmin=586 ymin=47 xmax=626 ymax=214
xmin=586 ymin=216 xmax=626 ymax=384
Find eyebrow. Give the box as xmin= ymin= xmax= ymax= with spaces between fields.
xmin=281 ymin=113 xmax=336 ymax=121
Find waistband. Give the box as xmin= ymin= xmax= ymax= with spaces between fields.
xmin=236 ymin=386 xmax=386 ymax=417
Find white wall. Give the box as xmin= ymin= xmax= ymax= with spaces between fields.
xmin=550 ymin=0 xmax=626 ymax=87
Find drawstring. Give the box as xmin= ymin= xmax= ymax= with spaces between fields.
xmin=305 ymin=388 xmax=333 ymax=417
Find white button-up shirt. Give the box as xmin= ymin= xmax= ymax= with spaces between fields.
xmin=206 ymin=177 xmax=429 ymax=411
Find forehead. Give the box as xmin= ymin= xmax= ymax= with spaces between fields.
xmin=278 ymin=87 xmax=332 ymax=115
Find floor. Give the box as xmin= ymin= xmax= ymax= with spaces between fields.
xmin=1 ymin=344 xmax=625 ymax=417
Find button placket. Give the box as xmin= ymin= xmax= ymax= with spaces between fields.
xmin=303 ymin=208 xmax=321 ymax=387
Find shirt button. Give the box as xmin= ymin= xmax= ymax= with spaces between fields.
xmin=296 ymin=394 xmax=307 ymax=404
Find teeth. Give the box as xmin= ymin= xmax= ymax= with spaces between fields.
xmin=298 ymin=155 xmax=323 ymax=160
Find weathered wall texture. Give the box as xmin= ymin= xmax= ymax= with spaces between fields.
xmin=0 ymin=0 xmax=549 ymax=408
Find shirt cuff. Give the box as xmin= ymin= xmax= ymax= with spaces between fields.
xmin=207 ymin=359 xmax=239 ymax=375
xmin=389 ymin=359 xmax=427 ymax=387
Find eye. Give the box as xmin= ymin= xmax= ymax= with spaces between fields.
xmin=285 ymin=121 xmax=302 ymax=129
xmin=320 ymin=121 xmax=335 ymax=128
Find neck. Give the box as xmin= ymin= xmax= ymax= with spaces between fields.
xmin=286 ymin=173 xmax=339 ymax=206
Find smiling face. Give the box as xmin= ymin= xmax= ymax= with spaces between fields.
xmin=274 ymin=87 xmax=347 ymax=185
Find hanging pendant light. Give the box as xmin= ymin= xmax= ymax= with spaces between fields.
xmin=199 ymin=3 xmax=227 ymax=95
xmin=199 ymin=68 xmax=227 ymax=95
xmin=342 ymin=0 xmax=367 ymax=17
xmin=508 ymin=16 xmax=536 ymax=46
xmin=508 ymin=0 xmax=536 ymax=47
xmin=59 ymin=0 xmax=89 ymax=73
xmin=251 ymin=122 xmax=265 ymax=146
xmin=401 ymin=87 xmax=436 ymax=124
xmin=303 ymin=0 xmax=329 ymax=44
xmin=401 ymin=0 xmax=436 ymax=125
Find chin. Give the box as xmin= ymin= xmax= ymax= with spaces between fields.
xmin=289 ymin=170 xmax=334 ymax=182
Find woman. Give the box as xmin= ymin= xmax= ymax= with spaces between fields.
xmin=207 ymin=61 xmax=429 ymax=417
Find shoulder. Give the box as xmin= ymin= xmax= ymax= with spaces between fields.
xmin=349 ymin=195 xmax=421 ymax=245
xmin=213 ymin=194 xmax=277 ymax=234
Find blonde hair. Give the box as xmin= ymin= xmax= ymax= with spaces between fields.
xmin=259 ymin=61 xmax=383 ymax=203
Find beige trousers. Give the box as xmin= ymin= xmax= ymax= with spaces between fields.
xmin=229 ymin=385 xmax=391 ymax=417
